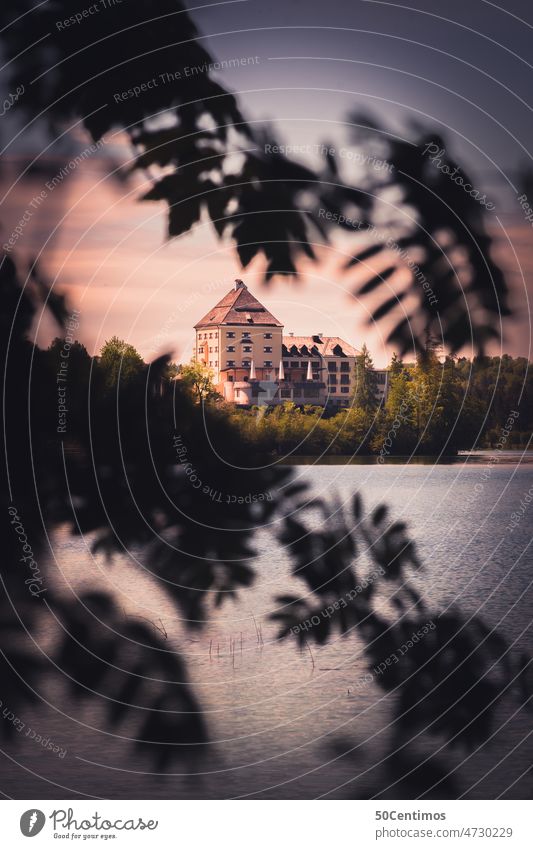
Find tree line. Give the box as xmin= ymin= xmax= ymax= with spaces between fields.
xmin=183 ymin=342 xmax=531 ymax=456
xmin=44 ymin=335 xmax=531 ymax=457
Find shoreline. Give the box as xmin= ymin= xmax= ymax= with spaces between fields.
xmin=278 ymin=450 xmax=533 ymax=466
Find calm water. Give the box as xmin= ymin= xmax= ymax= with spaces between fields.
xmin=2 ymin=459 xmax=532 ymax=799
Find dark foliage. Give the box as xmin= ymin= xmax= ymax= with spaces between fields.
xmin=342 ymin=119 xmax=510 ymax=354
xmin=0 ymin=253 xmax=292 ymax=767
xmin=2 ymin=4 xmax=511 ymax=356
xmin=272 ymin=493 xmax=532 ymax=796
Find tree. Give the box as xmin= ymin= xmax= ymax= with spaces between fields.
xmin=408 ymin=342 xmax=466 ymax=453
xmin=178 ymin=361 xmax=218 ymax=403
xmin=389 ymin=351 xmax=405 ymax=380
xmin=373 ymin=357 xmax=418 ymax=455
xmin=98 ymin=336 xmax=144 ymax=389
xmin=353 ymin=343 xmax=380 ymax=414
xmin=165 ymin=361 xmax=180 ymax=380
xmin=43 ymin=337 xmax=92 ymax=434
xmin=46 ymin=336 xmax=90 ymax=371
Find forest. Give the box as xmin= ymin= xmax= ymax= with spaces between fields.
xmin=46 ymin=335 xmax=531 ymax=457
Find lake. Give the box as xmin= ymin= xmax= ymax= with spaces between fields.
xmin=2 ymin=457 xmax=532 ymax=799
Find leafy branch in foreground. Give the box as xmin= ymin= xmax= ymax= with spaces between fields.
xmin=271 ymin=494 xmax=532 ymax=796
xmin=1 ymin=0 xmax=335 ymax=280
xmin=2 ymin=3 xmax=511 ymax=351
xmin=340 ymin=118 xmax=510 ymax=354
xmin=1 ymin=253 xmax=296 ymax=768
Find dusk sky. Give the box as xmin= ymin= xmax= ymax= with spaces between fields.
xmin=2 ymin=0 xmax=532 ymax=366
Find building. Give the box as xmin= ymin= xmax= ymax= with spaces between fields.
xmin=194 ymin=279 xmax=389 ymax=408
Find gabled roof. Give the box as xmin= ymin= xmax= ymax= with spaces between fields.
xmin=282 ymin=336 xmax=360 ymax=357
xmin=194 ymin=280 xmax=283 ymax=328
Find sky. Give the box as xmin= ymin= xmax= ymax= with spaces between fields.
xmin=1 ymin=0 xmax=532 ymax=366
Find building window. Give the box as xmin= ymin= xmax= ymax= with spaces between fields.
xmin=291 ymin=362 xmax=299 ymax=368
xmin=243 ymin=345 xmax=252 ymax=353
xmin=376 ymin=372 xmax=386 ymax=384
xmin=340 ymin=362 xmax=350 ymax=372
xmin=327 ymin=362 xmax=336 ymax=372
xmin=340 ymin=375 xmax=350 ymax=385
xmin=227 ymin=346 xmax=235 ymax=352
xmin=264 ymin=360 xmax=272 ymax=367
xmin=283 ymin=361 xmax=289 ymax=368
xmin=264 ymin=346 xmax=272 ymax=353
xmin=341 ymin=387 xmax=350 ymax=393
xmin=227 ymin=332 xmax=235 ymax=338
xmin=264 ymin=333 xmax=272 ymax=339
xmin=328 ymin=376 xmax=337 ymax=385
xmin=227 ymin=360 xmax=235 ymax=367
xmin=242 ymin=360 xmax=250 ymax=367
xmin=242 ymin=332 xmax=250 ymax=338
xmin=209 ymin=332 xmax=213 ymax=338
